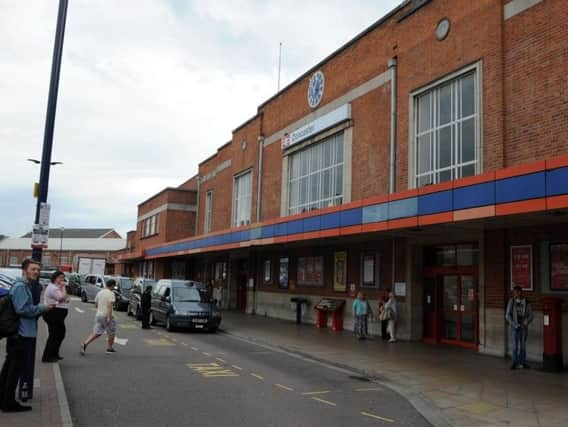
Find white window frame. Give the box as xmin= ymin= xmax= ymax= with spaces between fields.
xmin=409 ymin=62 xmax=483 ymax=188
xmin=60 ymin=255 xmax=69 ymax=265
xmin=204 ymin=190 xmax=213 ymax=233
xmin=42 ymin=255 xmax=51 ymax=267
xmin=232 ymin=169 xmax=253 ymax=227
xmin=10 ymin=256 xmax=18 ymax=266
xmin=287 ymin=132 xmax=344 ymax=215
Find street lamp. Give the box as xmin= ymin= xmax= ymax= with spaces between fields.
xmin=27 ymin=159 xmax=63 ymax=166
xmin=59 ymin=226 xmax=64 ymax=267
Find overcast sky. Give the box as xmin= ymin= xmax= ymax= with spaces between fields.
xmin=0 ymin=0 xmax=401 ymax=239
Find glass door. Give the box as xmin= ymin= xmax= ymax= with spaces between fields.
xmin=460 ymin=275 xmax=477 ymax=344
xmin=442 ymin=276 xmax=459 ymax=341
xmin=441 ymin=274 xmax=477 ymax=347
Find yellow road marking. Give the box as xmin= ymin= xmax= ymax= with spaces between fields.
xmin=202 ymin=352 xmax=211 ymax=356
xmin=143 ymin=339 xmax=176 ymax=346
xmin=191 ymin=347 xmax=199 ymax=351
xmin=186 ymin=363 xmax=239 ymax=378
xmin=361 ymin=412 xmax=394 ymax=423
xmin=216 ymin=358 xmax=226 ymax=363
xmin=118 ymin=324 xmax=138 ymax=329
xmin=311 ymin=397 xmax=336 ymax=406
xmin=355 ymin=387 xmax=383 ymax=392
xmin=232 ymin=365 xmax=243 ymax=371
xmin=302 ymin=391 xmax=330 ymax=396
xmin=250 ymin=373 xmax=264 ymax=380
xmin=275 ymin=384 xmax=294 ymax=391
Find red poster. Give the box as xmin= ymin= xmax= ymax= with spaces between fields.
xmin=510 ymin=245 xmax=532 ymax=291
xmin=550 ymin=244 xmax=568 ymax=290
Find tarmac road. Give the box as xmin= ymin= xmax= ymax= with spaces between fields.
xmin=58 ymin=299 xmax=431 ymax=427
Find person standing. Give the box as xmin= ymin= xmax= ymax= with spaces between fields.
xmin=41 ymin=271 xmax=69 ymax=362
xmin=80 ymin=279 xmax=117 ymax=355
xmin=0 ymin=259 xmax=53 ymax=413
xmin=506 ymin=285 xmax=533 ymax=370
xmin=378 ymin=296 xmax=390 ymax=341
xmin=140 ymin=285 xmax=152 ymax=329
xmin=384 ymin=289 xmax=397 ymax=343
xmin=213 ymin=285 xmax=223 ymax=310
xmin=353 ymin=292 xmax=371 ymax=340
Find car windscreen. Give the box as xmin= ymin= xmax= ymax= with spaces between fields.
xmin=172 ymin=287 xmax=207 ymax=303
xmin=120 ymin=279 xmax=133 ymax=289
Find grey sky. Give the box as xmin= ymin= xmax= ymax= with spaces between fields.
xmin=0 ymin=0 xmax=401 ymax=238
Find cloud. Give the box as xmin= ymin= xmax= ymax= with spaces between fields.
xmin=0 ymin=0 xmax=401 ymax=238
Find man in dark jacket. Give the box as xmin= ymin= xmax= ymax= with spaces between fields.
xmin=506 ymin=286 xmax=534 ymax=370
xmin=141 ymin=286 xmax=152 ymax=329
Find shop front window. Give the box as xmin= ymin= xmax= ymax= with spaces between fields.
xmin=297 ymin=256 xmax=324 ymax=287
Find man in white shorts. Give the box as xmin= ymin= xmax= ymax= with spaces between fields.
xmin=80 ymin=279 xmax=117 ymax=355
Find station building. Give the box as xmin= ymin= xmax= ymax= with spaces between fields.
xmin=117 ymin=0 xmax=568 ymax=364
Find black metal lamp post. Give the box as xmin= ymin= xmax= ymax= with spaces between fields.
xmin=31 ymin=0 xmax=69 ymax=262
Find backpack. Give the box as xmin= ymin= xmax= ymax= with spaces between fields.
xmin=0 ymin=294 xmax=19 ymax=339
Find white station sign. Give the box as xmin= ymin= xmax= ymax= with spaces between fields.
xmin=281 ymin=104 xmax=351 ymax=150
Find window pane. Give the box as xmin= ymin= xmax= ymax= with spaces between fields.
xmin=438 ymin=82 xmax=453 ymax=125
xmin=438 ymin=126 xmax=452 ymax=169
xmin=323 ymin=141 xmax=332 ymax=167
xmin=418 ymin=93 xmax=432 ymax=133
xmin=439 ymin=169 xmax=452 ymax=183
xmin=299 ymin=177 xmax=308 ymax=206
xmin=334 ymin=165 xmax=343 ymax=197
xmin=300 ymin=151 xmax=309 ymax=176
xmin=461 ymin=164 xmax=476 ymax=178
xmin=461 ymin=73 xmax=475 ymax=117
xmin=322 ymin=169 xmax=332 ymax=199
xmin=309 ymin=174 xmax=319 ymax=203
xmin=461 ymin=118 xmax=475 ymax=163
xmin=335 ymin=134 xmax=344 ymax=163
xmin=417 ymin=134 xmax=431 ymax=174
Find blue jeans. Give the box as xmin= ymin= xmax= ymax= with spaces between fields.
xmin=510 ymin=325 xmax=527 ymax=366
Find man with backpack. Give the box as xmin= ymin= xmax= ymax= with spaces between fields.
xmin=0 ymin=259 xmax=53 ymax=412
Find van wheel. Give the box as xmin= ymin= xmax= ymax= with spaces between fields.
xmin=166 ymin=316 xmax=174 ymax=332
xmin=149 ymin=311 xmax=156 ymax=325
xmin=81 ymin=292 xmax=87 ymax=303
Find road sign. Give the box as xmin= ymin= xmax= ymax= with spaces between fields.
xmin=31 ymin=224 xmax=49 ymax=249
xmin=38 ymin=202 xmax=51 ymax=227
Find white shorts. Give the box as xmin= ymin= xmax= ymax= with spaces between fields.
xmin=93 ymin=315 xmax=116 ymax=336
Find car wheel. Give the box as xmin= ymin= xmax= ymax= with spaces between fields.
xmin=149 ymin=311 xmax=156 ymax=325
xmin=165 ymin=316 xmax=174 ymax=332
xmin=208 ymin=327 xmax=218 ymax=334
xmin=81 ymin=292 xmax=87 ymax=303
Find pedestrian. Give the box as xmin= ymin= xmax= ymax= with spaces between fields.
xmin=0 ymin=259 xmax=53 ymax=413
xmin=141 ymin=285 xmax=152 ymax=329
xmin=384 ymin=289 xmax=397 ymax=343
xmin=353 ymin=292 xmax=372 ymax=340
xmin=506 ymin=285 xmax=533 ymax=370
xmin=213 ymin=285 xmax=223 ymax=310
xmin=378 ymin=296 xmax=390 ymax=341
xmin=41 ymin=271 xmax=69 ymax=362
xmin=80 ymin=279 xmax=117 ymax=355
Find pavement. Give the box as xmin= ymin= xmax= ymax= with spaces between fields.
xmin=0 ymin=326 xmax=72 ymax=427
xmin=220 ymin=311 xmax=568 ymax=427
xmin=3 ymin=303 xmax=567 ymax=427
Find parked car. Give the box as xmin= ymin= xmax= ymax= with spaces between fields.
xmin=0 ymin=268 xmax=21 ymax=280
xmin=80 ymin=274 xmax=112 ymax=303
xmin=128 ymin=278 xmax=157 ymax=319
xmin=39 ymin=270 xmax=53 ymax=287
xmin=111 ymin=276 xmax=134 ymax=311
xmin=65 ymin=272 xmax=83 ymax=296
xmin=149 ymin=280 xmax=221 ymax=332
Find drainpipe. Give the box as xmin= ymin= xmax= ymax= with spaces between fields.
xmin=388 ymin=57 xmax=398 ymax=295
xmin=256 ymin=135 xmax=264 ymax=222
xmin=194 ymin=176 xmax=201 ymax=236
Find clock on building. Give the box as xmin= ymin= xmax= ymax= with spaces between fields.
xmin=307 ymin=70 xmax=325 ymax=109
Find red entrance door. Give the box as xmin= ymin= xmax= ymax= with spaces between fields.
xmin=423 ymin=269 xmax=478 ymax=349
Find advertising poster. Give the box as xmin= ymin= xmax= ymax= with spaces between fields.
xmin=510 ymin=245 xmax=533 ymax=291
xmin=362 ymin=255 xmax=375 ymax=286
xmin=297 ymin=256 xmax=323 ymax=286
xmin=550 ymin=244 xmax=568 ymax=290
xmin=279 ymin=257 xmax=289 ymax=289
xmin=333 ymin=251 xmax=347 ymax=292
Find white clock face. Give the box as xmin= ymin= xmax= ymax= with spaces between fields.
xmin=307 ymin=71 xmax=325 ymax=109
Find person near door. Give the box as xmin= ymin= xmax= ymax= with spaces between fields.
xmin=41 ymin=271 xmax=69 ymax=362
xmin=378 ymin=296 xmax=390 ymax=341
xmin=384 ymin=289 xmax=397 ymax=343
xmin=353 ymin=292 xmax=372 ymax=340
xmin=140 ymin=285 xmax=152 ymax=329
xmin=506 ymin=286 xmax=533 ymax=370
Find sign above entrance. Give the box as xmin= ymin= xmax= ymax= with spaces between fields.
xmin=281 ymin=104 xmax=351 ymax=150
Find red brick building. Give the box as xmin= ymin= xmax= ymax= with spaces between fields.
xmin=117 ymin=0 xmax=568 ymax=365
xmin=0 ymin=228 xmax=125 ymax=273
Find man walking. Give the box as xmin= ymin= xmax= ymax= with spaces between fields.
xmin=80 ymin=279 xmax=117 ymax=355
xmin=0 ymin=259 xmax=53 ymax=412
xmin=506 ymin=285 xmax=533 ymax=369
xmin=140 ymin=285 xmax=152 ymax=329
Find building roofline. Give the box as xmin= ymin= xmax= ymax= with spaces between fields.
xmin=199 ymin=140 xmax=233 ymax=167
xmin=257 ymin=1 xmax=410 ymax=111
xmin=137 ymin=187 xmax=196 ymax=208
xmin=232 ymin=113 xmax=260 ymax=134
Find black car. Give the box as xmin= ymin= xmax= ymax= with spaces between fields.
xmin=111 ymin=276 xmax=134 ymax=311
xmin=65 ymin=273 xmax=83 ymax=296
xmin=127 ymin=277 xmax=157 ymax=320
xmin=149 ymin=279 xmax=221 ymax=332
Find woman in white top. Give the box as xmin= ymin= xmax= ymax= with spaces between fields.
xmin=41 ymin=271 xmax=69 ymax=362
xmin=384 ymin=288 xmax=397 ymax=343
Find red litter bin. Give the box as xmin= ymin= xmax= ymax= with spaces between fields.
xmin=331 ymin=308 xmax=344 ymax=332
xmin=542 ymin=297 xmax=563 ymax=372
xmin=316 ymin=309 xmax=327 ymax=328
